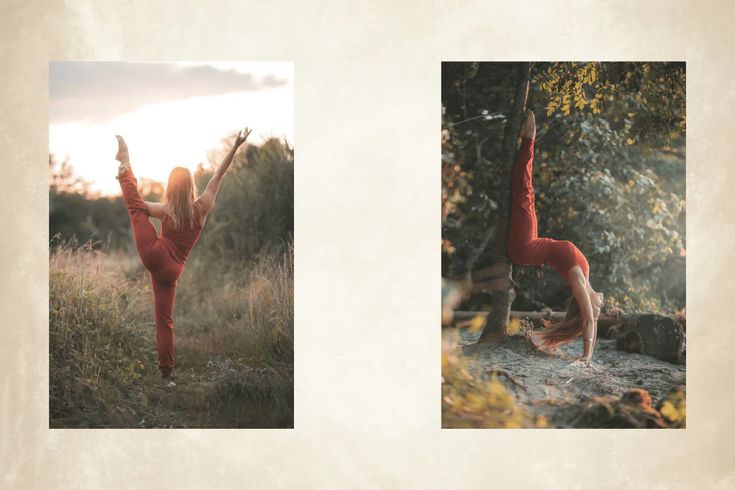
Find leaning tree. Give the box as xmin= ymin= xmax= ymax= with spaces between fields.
xmin=442 ymin=61 xmax=685 ymax=341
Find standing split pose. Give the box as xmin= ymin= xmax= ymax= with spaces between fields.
xmin=508 ymin=110 xmax=604 ymax=366
xmin=114 ymin=128 xmax=252 ymax=386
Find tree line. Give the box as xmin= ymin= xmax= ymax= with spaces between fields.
xmin=442 ymin=62 xmax=685 ymax=337
xmin=50 ymin=137 xmax=294 ymax=262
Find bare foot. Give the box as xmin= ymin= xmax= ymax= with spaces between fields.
xmin=519 ymin=110 xmax=536 ymax=139
xmin=114 ymin=135 xmax=131 ymax=178
xmin=115 ymin=135 xmax=129 ymax=163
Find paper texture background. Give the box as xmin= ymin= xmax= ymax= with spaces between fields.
xmin=2 ymin=0 xmax=734 ymax=487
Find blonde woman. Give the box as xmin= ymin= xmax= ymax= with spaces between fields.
xmin=508 ymin=111 xmax=604 ymax=366
xmin=114 ymin=129 xmax=251 ymax=386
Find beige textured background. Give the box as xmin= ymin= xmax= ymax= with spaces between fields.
xmin=1 ymin=0 xmax=733 ymax=488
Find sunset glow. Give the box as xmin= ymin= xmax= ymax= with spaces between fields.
xmin=49 ymin=62 xmax=294 ymax=195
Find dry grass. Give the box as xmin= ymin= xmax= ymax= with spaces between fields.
xmin=49 ymin=241 xmax=293 ymax=428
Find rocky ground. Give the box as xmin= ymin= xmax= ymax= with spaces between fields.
xmin=455 ymin=329 xmax=686 ymax=428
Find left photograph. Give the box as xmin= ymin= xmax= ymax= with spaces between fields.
xmin=49 ymin=62 xmax=294 ymax=428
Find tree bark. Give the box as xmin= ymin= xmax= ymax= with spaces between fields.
xmin=478 ymin=62 xmax=532 ymax=342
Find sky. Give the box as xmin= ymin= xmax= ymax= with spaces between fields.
xmin=49 ymin=62 xmax=294 ymax=195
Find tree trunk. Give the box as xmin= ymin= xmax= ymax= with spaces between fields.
xmin=478 ymin=62 xmax=532 ymax=342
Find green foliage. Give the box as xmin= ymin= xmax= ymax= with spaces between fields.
xmin=442 ymin=62 xmax=685 ymax=313
xmin=194 ymin=138 xmax=294 ymax=261
xmin=49 ymin=137 xmax=294 ymax=263
xmin=528 ymin=111 xmax=685 ymax=312
xmin=49 ymin=191 xmax=130 ymax=252
xmin=536 ymin=62 xmax=686 ymax=148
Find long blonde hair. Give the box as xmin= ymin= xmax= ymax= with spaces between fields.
xmin=537 ymin=296 xmax=584 ymax=349
xmin=163 ymin=167 xmax=199 ymax=230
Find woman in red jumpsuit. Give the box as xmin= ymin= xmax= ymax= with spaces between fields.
xmin=508 ymin=111 xmax=604 ymax=366
xmin=114 ymin=129 xmax=251 ymax=386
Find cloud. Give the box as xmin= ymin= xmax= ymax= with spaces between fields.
xmin=49 ymin=62 xmax=288 ymax=123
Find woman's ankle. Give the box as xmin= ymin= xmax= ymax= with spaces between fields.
xmin=160 ymin=366 xmax=173 ymax=381
xmin=118 ymin=161 xmax=131 ymax=176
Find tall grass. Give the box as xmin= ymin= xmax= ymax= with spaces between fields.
xmin=49 ymin=241 xmax=294 ymax=428
xmin=50 ymin=243 xmax=152 ymax=427
xmin=173 ymin=243 xmax=294 ymax=362
xmin=49 ymin=137 xmax=294 ymax=428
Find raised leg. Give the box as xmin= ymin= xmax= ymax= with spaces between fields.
xmin=118 ymin=169 xmax=163 ymax=270
xmin=508 ymin=136 xmax=539 ymax=265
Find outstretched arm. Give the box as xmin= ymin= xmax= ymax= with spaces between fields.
xmin=197 ymin=128 xmax=252 ymax=214
xmin=569 ymin=267 xmax=597 ymax=362
xmin=144 ymin=201 xmax=167 ymax=219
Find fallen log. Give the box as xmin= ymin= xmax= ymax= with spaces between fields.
xmin=453 ymin=310 xmax=564 ymax=321
xmin=448 ymin=310 xmax=685 ymax=365
xmin=450 ymin=310 xmax=623 ymax=335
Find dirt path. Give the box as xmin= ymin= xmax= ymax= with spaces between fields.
xmin=457 ymin=329 xmax=685 ymax=427
xmin=134 ymin=346 xmax=293 ymax=429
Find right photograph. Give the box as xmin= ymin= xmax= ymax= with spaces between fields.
xmin=441 ymin=62 xmax=686 ymax=428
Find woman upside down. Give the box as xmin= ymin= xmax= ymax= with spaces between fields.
xmin=509 ymin=110 xmax=604 ymax=367
xmin=114 ymin=129 xmax=251 ymax=387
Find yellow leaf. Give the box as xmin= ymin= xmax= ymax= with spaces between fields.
xmin=660 ymin=400 xmax=684 ymax=422
xmin=469 ymin=314 xmax=487 ymax=333
xmin=626 ymin=138 xmax=635 ymax=145
xmin=506 ymin=317 xmax=523 ymax=335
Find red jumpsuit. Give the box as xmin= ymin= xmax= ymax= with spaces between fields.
xmin=508 ymin=137 xmax=589 ymax=286
xmin=118 ymin=169 xmax=206 ymax=377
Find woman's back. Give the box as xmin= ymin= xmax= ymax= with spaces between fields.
xmin=161 ymin=200 xmax=208 ymax=264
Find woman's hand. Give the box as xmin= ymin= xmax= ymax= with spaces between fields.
xmin=234 ymin=127 xmax=252 ymax=148
xmin=570 ymin=357 xmax=591 ymax=368
xmin=197 ymin=127 xmax=253 ymax=215
xmin=571 ymin=357 xmax=604 ymax=372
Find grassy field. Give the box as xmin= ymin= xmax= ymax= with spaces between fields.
xmin=49 ymin=242 xmax=293 ymax=428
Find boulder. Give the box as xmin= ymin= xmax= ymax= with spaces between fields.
xmin=615 ymin=313 xmax=685 ymax=364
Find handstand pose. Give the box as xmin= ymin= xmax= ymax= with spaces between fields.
xmin=114 ymin=128 xmax=252 ymax=386
xmin=509 ymin=110 xmax=604 ymax=366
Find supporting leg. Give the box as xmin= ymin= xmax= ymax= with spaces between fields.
xmin=151 ymin=277 xmax=177 ymax=379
